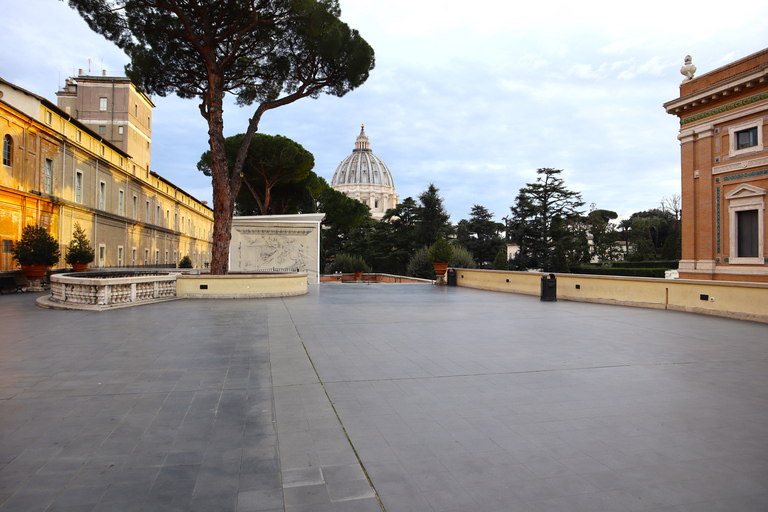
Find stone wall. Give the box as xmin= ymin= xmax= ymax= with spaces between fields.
xmin=230 ymin=214 xmax=324 ymax=283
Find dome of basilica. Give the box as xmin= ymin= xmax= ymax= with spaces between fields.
xmin=330 ymin=126 xmax=399 ymax=220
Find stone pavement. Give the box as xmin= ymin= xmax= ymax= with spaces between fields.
xmin=0 ymin=284 xmax=767 ymax=511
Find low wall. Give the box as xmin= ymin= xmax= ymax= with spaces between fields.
xmin=320 ymin=273 xmax=432 ymax=284
xmin=454 ymin=268 xmax=768 ymax=323
xmin=176 ymin=273 xmax=308 ymax=298
xmin=44 ymin=272 xmax=178 ymax=310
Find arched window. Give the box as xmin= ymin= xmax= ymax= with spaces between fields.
xmin=2 ymin=135 xmax=12 ymax=167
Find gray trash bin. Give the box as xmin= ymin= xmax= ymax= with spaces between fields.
xmin=447 ymin=268 xmax=457 ymax=286
xmin=540 ymin=273 xmax=557 ymax=301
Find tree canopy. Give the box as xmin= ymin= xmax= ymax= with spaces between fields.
xmin=456 ymin=205 xmax=505 ymax=268
xmin=507 ymin=168 xmax=584 ymax=271
xmin=198 ymin=133 xmax=316 ymax=215
xmin=415 ymin=184 xmax=452 ymax=247
xmin=69 ymin=0 xmax=375 ymax=274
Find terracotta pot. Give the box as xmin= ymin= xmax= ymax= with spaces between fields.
xmin=71 ymin=262 xmax=89 ymax=272
xmin=354 ymin=271 xmax=363 ymax=279
xmin=432 ymin=263 xmax=448 ymax=276
xmin=20 ymin=263 xmax=48 ymax=281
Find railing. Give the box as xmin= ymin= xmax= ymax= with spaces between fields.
xmin=49 ymin=272 xmax=178 ymax=307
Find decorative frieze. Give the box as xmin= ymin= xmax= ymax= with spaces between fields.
xmin=680 ymin=91 xmax=767 ymax=126
xmin=722 ymin=168 xmax=768 ymax=182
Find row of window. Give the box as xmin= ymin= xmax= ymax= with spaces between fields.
xmin=70 ymin=171 xmax=207 ymax=237
xmin=94 ymin=245 xmax=208 ymax=267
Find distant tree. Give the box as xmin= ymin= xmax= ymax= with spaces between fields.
xmin=69 ymin=0 xmax=375 ymax=274
xmin=370 ymin=197 xmax=420 ymax=275
xmin=625 ymin=207 xmax=679 ymax=261
xmin=550 ymin=241 xmax=570 ymax=273
xmin=492 ymin=249 xmax=509 ymax=270
xmin=661 ymin=194 xmax=682 ymax=221
xmin=586 ymin=207 xmax=620 ymax=263
xmin=318 ymin=186 xmax=370 ymax=267
xmin=198 ymin=133 xmax=315 ymax=215
xmin=462 ymin=205 xmax=505 ymax=268
xmin=507 ymin=168 xmax=584 ymax=271
xmin=415 ymin=184 xmax=452 ymax=247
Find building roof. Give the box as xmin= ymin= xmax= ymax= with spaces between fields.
xmin=663 ymin=48 xmax=768 ymax=118
xmin=330 ymin=126 xmax=395 ymax=188
xmin=0 ymin=75 xmax=130 ymax=160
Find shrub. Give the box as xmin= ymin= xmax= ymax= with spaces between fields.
xmin=178 ymin=255 xmax=193 ymax=268
xmin=450 ymin=245 xmax=476 ymax=269
xmin=406 ymin=246 xmax=435 ymax=280
xmin=64 ymin=223 xmax=95 ymax=265
xmin=569 ymin=266 xmax=667 ymax=278
xmin=606 ymin=260 xmax=679 ymax=269
xmin=11 ymin=225 xmax=60 ymax=266
xmin=329 ymin=253 xmax=367 ymax=273
xmin=428 ymin=238 xmax=454 ymax=263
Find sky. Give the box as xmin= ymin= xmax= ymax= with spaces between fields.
xmin=2 ymin=0 xmax=767 ymax=223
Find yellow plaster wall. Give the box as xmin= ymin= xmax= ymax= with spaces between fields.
xmin=1 ymin=80 xmax=214 ymax=270
xmin=455 ymin=268 xmax=768 ymax=323
xmin=176 ymin=273 xmax=308 ymax=298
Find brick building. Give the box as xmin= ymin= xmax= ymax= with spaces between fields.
xmin=664 ymin=49 xmax=768 ymax=282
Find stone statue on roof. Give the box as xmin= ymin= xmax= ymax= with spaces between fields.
xmin=680 ymin=55 xmax=696 ymax=82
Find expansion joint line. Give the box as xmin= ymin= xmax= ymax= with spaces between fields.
xmin=281 ymin=300 xmax=386 ymax=512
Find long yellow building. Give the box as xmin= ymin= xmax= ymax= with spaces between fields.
xmin=0 ymin=74 xmax=213 ymax=271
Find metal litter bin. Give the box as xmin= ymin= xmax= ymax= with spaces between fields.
xmin=447 ymin=268 xmax=457 ymax=286
xmin=540 ymin=273 xmax=557 ymax=301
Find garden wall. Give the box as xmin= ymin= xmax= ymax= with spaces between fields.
xmin=454 ymin=268 xmax=768 ymax=323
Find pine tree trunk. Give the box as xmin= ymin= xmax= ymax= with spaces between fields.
xmin=206 ymin=77 xmax=235 ymax=275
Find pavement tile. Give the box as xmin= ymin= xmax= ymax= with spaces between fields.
xmin=1 ymin=285 xmax=767 ymax=512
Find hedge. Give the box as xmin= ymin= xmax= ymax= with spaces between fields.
xmin=569 ymin=266 xmax=668 ymax=278
xmin=606 ymin=260 xmax=679 ymax=269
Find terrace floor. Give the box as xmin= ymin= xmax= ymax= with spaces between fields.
xmin=0 ymin=284 xmax=767 ymax=512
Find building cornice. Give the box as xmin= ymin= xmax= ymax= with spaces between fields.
xmin=663 ymin=67 xmax=768 ymax=118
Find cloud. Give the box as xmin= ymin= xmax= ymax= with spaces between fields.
xmin=600 ymin=38 xmax=645 ymax=55
xmin=3 ymin=0 xmax=767 ymax=225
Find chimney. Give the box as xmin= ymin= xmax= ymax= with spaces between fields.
xmin=102 ymin=70 xmax=107 ymax=76
xmin=78 ymin=69 xmax=83 ymax=76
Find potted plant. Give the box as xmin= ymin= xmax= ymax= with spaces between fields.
xmin=64 ymin=223 xmax=95 ymax=272
xmin=351 ymin=256 xmax=366 ymax=280
xmin=428 ymin=238 xmax=454 ymax=284
xmin=11 ymin=224 xmax=61 ymax=290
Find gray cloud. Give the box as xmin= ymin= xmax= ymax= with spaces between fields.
xmin=2 ymin=0 xmax=767 ymax=223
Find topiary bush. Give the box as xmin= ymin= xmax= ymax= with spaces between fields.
xmin=178 ymin=255 xmax=193 ymax=268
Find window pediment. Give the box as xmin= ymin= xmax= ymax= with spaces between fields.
xmin=725 ymin=184 xmax=766 ymax=200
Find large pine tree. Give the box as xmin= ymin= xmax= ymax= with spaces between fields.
xmin=68 ymin=0 xmax=375 ymax=274
xmin=507 ymin=168 xmax=584 ymax=271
